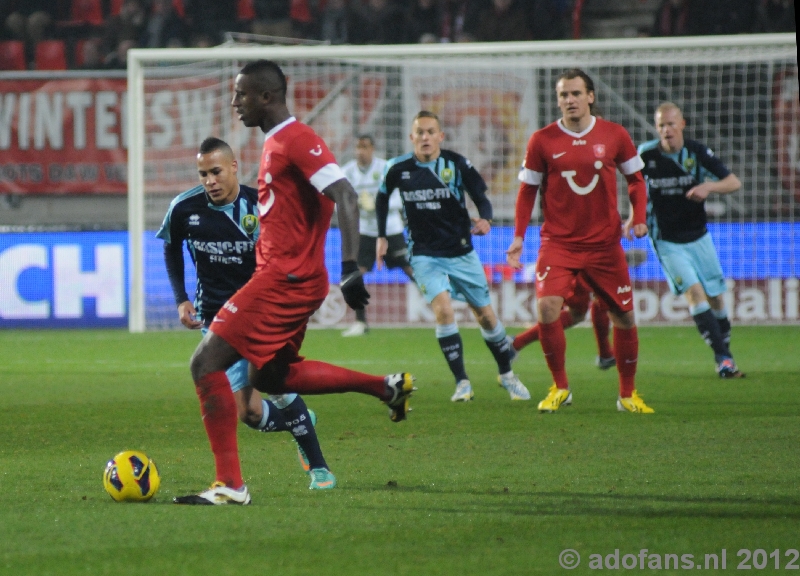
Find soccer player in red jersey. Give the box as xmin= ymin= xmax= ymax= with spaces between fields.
xmin=506 ymin=68 xmax=654 ymax=414
xmin=174 ymin=60 xmax=416 ymax=505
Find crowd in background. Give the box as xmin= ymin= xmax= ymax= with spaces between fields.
xmin=0 ymin=0 xmax=795 ymax=70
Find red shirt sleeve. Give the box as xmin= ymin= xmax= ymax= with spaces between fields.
xmin=625 ymin=171 xmax=647 ymax=226
xmin=514 ymin=182 xmax=538 ymax=238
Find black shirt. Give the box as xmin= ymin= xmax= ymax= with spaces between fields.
xmin=156 ymin=185 xmax=260 ymax=326
xmin=377 ymin=149 xmax=492 ymax=258
xmin=638 ymin=138 xmax=731 ymax=244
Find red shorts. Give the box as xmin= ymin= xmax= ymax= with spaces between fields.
xmin=535 ymin=241 xmax=633 ymax=313
xmin=210 ymin=266 xmax=328 ymax=370
xmin=565 ymin=274 xmax=592 ymax=316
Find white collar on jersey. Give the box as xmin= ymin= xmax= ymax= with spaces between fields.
xmin=557 ymin=115 xmax=597 ymax=138
xmin=264 ymin=116 xmax=297 ymax=141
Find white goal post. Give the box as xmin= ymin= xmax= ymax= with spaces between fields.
xmin=127 ymin=34 xmax=798 ymax=332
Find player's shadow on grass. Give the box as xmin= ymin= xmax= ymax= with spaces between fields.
xmin=346 ymin=486 xmax=800 ymax=519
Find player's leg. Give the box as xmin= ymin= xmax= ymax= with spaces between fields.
xmin=234 ymin=366 xmax=332 ymax=486
xmin=604 ymin=307 xmax=652 ymax=412
xmin=469 ymin=302 xmax=531 ymax=401
xmin=590 ymin=296 xmax=615 ymax=369
xmin=656 ymin=236 xmax=739 ymax=376
xmin=342 ymin=235 xmax=374 ymax=337
xmin=693 ymin=234 xmax=743 ymax=378
xmin=217 ymin=272 xmax=414 ymax=422
xmin=444 ymin=253 xmax=526 ymax=400
xmin=246 ymin=334 xmax=414 ymax=423
xmin=514 ymin=274 xmax=586 ymax=352
xmin=431 ymin=290 xmax=474 ymax=401
xmin=532 ymin=243 xmax=576 ymax=411
xmin=267 ymin=391 xmax=335 ymax=489
xmin=174 ymin=331 xmax=250 ymax=504
xmin=684 ymin=282 xmax=731 ymax=362
xmin=585 ymin=246 xmax=653 ymax=413
xmin=411 ymin=254 xmax=472 ymax=401
xmin=449 ymin=252 xmax=513 ymax=373
xmin=708 ymin=294 xmax=732 ymax=346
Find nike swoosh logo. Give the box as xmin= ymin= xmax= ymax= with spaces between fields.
xmin=212 ymin=318 xmax=225 ymax=323
xmin=257 ymin=189 xmax=275 ymax=216
xmin=553 ymin=152 xmax=566 ymax=158
xmin=621 ymin=298 xmax=632 ymax=305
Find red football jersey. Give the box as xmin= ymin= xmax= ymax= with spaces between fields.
xmin=519 ymin=117 xmax=644 ymax=248
xmin=255 ymin=117 xmax=345 ymax=278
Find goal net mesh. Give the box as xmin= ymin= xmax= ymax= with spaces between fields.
xmin=131 ymin=37 xmax=798 ymax=330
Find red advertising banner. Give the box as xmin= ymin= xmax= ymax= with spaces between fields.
xmin=0 ymin=78 xmax=128 ymax=194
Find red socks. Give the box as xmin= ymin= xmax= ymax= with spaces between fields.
xmin=195 ymin=371 xmax=242 ymax=488
xmin=285 ymin=360 xmax=388 ymax=400
xmin=591 ymin=301 xmax=613 ymax=359
xmin=514 ymin=309 xmax=575 ymax=351
xmin=614 ymin=326 xmax=638 ymax=398
xmin=539 ymin=320 xmax=569 ymax=388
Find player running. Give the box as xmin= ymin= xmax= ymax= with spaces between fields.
xmin=638 ymin=102 xmax=744 ymax=378
xmin=376 ymin=111 xmax=529 ymax=403
xmin=158 ymin=137 xmax=335 ymax=490
xmin=174 ymin=60 xmax=415 ymax=506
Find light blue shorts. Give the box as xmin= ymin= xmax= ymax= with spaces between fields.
xmin=201 ymin=327 xmax=249 ymax=393
xmin=411 ymin=251 xmax=491 ymax=307
xmin=651 ymin=233 xmax=726 ymax=297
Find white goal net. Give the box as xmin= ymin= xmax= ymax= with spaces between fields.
xmin=127 ymin=34 xmax=798 ymax=332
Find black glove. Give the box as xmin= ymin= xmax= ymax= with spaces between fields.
xmin=340 ymin=260 xmax=370 ymax=311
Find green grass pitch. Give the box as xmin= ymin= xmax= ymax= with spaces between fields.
xmin=1 ymin=326 xmax=798 ymax=575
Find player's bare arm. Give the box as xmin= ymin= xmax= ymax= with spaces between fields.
xmin=506 ymin=237 xmax=524 ymax=269
xmin=507 ymin=182 xmax=539 ymax=269
xmin=323 ymin=178 xmax=360 ymax=262
xmin=324 ymin=177 xmax=370 ymax=310
xmin=686 ymin=173 xmax=741 ymax=202
xmin=623 ymin=171 xmax=648 ymax=239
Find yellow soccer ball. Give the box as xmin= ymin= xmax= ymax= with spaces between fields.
xmin=103 ymin=450 xmax=160 ymax=502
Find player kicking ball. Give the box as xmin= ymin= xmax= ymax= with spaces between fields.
xmin=158 ymin=137 xmax=337 ymax=492
xmin=174 ymin=60 xmax=415 ymax=505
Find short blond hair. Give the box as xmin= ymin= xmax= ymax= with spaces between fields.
xmin=655 ymin=101 xmax=683 ymax=120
